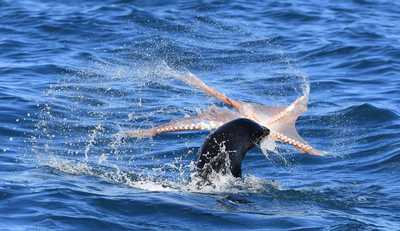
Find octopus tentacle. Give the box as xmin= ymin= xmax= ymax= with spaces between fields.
xmin=271 ymin=131 xmax=311 ymax=154
xmin=176 ymin=71 xmax=242 ymax=111
xmin=267 ymin=95 xmax=308 ymax=125
xmin=119 ymin=106 xmax=240 ymax=138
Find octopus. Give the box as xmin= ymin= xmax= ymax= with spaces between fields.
xmin=120 ymin=67 xmax=323 ymax=156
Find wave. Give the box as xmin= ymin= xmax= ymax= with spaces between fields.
xmin=353 ymin=146 xmax=400 ymax=173
xmin=337 ymin=103 xmax=398 ymax=125
xmin=307 ymin=103 xmax=399 ymax=127
xmin=114 ymin=7 xmax=191 ymax=33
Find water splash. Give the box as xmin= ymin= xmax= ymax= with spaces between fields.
xmin=44 ymin=156 xmax=278 ymax=194
xmin=260 ymin=136 xmax=277 ymax=155
xmin=31 ymin=56 xmax=312 ymax=194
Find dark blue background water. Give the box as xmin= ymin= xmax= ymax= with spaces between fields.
xmin=1 ymin=0 xmax=399 ymax=230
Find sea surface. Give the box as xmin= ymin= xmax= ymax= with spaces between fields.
xmin=1 ymin=0 xmax=399 ymax=230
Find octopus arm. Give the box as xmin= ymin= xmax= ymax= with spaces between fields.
xmin=266 ymin=95 xmax=325 ymax=156
xmin=175 ymin=69 xmax=242 ymax=111
xmin=118 ymin=106 xmax=240 ymax=138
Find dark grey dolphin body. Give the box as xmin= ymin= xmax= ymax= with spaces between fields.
xmin=196 ymin=118 xmax=270 ymax=180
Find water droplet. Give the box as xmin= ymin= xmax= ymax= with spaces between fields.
xmin=260 ymin=137 xmax=276 ymax=157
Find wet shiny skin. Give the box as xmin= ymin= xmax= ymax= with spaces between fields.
xmin=196 ymin=118 xmax=269 ymax=179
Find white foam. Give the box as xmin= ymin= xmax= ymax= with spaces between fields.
xmin=260 ymin=136 xmax=277 ymax=156
xmin=44 ymin=156 xmax=277 ymax=194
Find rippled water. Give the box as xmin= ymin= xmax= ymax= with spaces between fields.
xmin=1 ymin=1 xmax=400 ymax=230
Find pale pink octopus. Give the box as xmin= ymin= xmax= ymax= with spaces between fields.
xmin=121 ymin=68 xmax=323 ymax=156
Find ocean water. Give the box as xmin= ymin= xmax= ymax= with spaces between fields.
xmin=1 ymin=0 xmax=400 ymax=230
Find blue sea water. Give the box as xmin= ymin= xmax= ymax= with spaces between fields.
xmin=1 ymin=0 xmax=400 ymax=230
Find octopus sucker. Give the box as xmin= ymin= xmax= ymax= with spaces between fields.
xmin=268 ymin=130 xmax=314 ymax=154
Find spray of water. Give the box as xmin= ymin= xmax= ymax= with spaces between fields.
xmin=31 ymin=55 xmax=311 ymax=193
